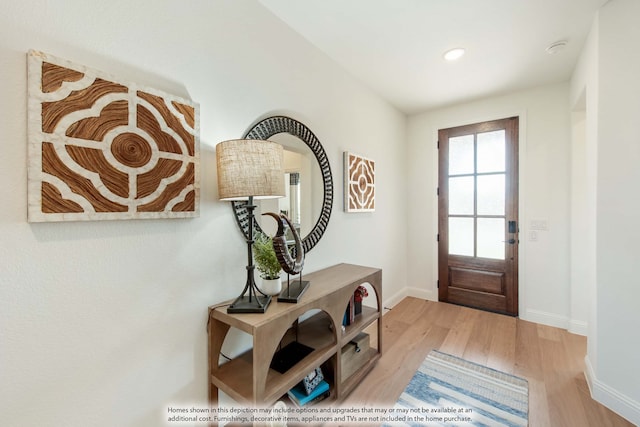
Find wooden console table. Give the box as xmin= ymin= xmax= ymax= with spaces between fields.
xmin=207 ymin=263 xmax=382 ymax=415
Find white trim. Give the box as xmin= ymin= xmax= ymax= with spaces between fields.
xmin=568 ymin=319 xmax=588 ymax=336
xmin=383 ymin=288 xmax=409 ymax=311
xmin=523 ymin=309 xmax=589 ymax=335
xmin=406 ymin=286 xmax=436 ymax=302
xmin=383 ymin=287 xmax=437 ymax=313
xmin=516 ymin=113 xmax=527 ymax=318
xmin=521 ymin=308 xmax=569 ymax=329
xmin=584 ymin=356 xmax=640 ymax=425
xmin=584 ymin=355 xmax=595 ymax=393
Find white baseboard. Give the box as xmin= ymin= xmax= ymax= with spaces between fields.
xmin=406 ymin=286 xmax=437 ymax=302
xmin=568 ymin=319 xmax=588 ymax=336
xmin=584 ymin=356 xmax=640 ymax=425
xmin=382 ymin=286 xmax=436 ymax=312
xmin=381 ymin=288 xmax=407 ymax=314
xmin=521 ymin=308 xmax=568 ymax=329
xmin=522 ymin=309 xmax=587 ymax=336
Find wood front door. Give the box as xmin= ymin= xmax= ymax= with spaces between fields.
xmin=438 ymin=117 xmax=519 ymax=316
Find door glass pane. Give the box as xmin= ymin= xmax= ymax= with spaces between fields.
xmin=477 ymin=218 xmax=505 ymax=259
xmin=449 ymin=135 xmax=474 ymax=175
xmin=477 ymin=130 xmax=505 ymax=173
xmin=448 ymin=176 xmax=474 ymax=215
xmin=449 ymin=217 xmax=474 ymax=256
xmin=477 ymin=174 xmax=505 ymax=215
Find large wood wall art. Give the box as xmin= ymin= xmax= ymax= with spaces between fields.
xmin=27 ymin=50 xmax=200 ymax=222
xmin=344 ymin=152 xmax=375 ymax=212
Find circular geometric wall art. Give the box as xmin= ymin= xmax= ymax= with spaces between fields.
xmin=344 ymin=151 xmax=375 ymax=212
xmin=27 ymin=50 xmax=200 ymax=222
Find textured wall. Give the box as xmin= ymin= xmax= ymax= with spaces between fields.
xmin=0 ymin=1 xmax=407 ymax=426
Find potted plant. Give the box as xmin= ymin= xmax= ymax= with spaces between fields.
xmin=253 ymin=232 xmax=282 ymax=295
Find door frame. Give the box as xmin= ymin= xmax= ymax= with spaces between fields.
xmin=430 ymin=112 xmax=525 ymax=316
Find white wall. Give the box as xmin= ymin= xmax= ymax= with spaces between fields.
xmin=569 ymin=106 xmax=590 ymax=334
xmin=586 ymin=0 xmax=640 ymax=423
xmin=0 ymin=1 xmax=407 ymax=426
xmin=570 ymin=14 xmax=600 ymax=371
xmin=407 ymin=83 xmax=577 ymax=330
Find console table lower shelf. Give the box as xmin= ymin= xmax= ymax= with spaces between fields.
xmin=207 ymin=263 xmax=383 ymax=423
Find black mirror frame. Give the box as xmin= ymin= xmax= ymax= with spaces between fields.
xmin=231 ymin=116 xmax=333 ymax=254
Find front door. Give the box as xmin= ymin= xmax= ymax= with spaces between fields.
xmin=438 ymin=117 xmax=519 ymax=316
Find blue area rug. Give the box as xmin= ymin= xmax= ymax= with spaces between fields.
xmin=385 ymin=350 xmax=528 ymax=426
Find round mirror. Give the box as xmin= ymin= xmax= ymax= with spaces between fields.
xmin=232 ymin=116 xmax=333 ymax=253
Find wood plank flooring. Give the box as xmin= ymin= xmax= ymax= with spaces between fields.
xmin=344 ymin=297 xmax=634 ymax=427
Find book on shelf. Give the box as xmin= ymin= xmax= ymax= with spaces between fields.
xmin=287 ymin=380 xmax=330 ymax=407
xmin=342 ymin=295 xmax=355 ymax=327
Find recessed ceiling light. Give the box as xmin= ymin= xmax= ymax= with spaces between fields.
xmin=443 ymin=48 xmax=465 ymax=61
xmin=546 ymin=40 xmax=568 ymax=55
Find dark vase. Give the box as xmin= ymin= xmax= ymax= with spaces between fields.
xmin=354 ymin=300 xmax=362 ymax=315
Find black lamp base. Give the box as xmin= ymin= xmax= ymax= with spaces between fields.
xmin=226 ymin=197 xmax=272 ymax=314
xmin=277 ymin=280 xmax=310 ymax=303
xmin=227 ymin=294 xmax=272 ymax=313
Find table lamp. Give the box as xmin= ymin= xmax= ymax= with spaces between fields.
xmin=216 ymin=139 xmax=285 ymax=313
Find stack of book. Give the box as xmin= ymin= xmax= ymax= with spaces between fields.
xmin=287 ymin=380 xmax=330 ymax=407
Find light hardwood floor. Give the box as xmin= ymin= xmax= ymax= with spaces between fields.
xmin=345 ymin=297 xmax=634 ymax=427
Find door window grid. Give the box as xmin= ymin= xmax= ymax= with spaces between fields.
xmin=448 ymin=130 xmax=506 ymax=260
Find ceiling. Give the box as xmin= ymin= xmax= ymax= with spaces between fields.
xmin=259 ymin=0 xmax=608 ymax=114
